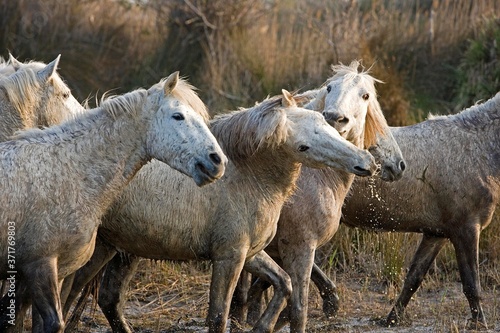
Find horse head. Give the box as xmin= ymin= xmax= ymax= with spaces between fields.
xmin=4 ymin=54 xmax=85 ymax=128
xmin=281 ymin=89 xmax=377 ymax=176
xmin=313 ymin=61 xmax=406 ymax=181
xmin=145 ymin=72 xmax=227 ymax=186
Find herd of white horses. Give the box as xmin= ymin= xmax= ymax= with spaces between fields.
xmin=0 ymin=54 xmax=498 ymax=333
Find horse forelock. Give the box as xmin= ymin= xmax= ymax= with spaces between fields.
xmin=329 ymin=61 xmax=383 ymax=91
xmin=159 ymin=77 xmax=210 ymax=123
xmin=210 ymin=96 xmax=288 ymax=162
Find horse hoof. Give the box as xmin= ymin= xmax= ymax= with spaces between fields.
xmin=322 ymin=299 xmax=339 ymax=318
xmin=466 ymin=318 xmax=488 ymax=331
xmin=383 ymin=315 xmax=399 ymax=327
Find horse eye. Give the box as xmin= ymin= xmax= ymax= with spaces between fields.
xmin=326 ymin=85 xmax=332 ymax=93
xmin=298 ymin=145 xmax=309 ymax=152
xmin=362 ymin=93 xmax=369 ymax=100
xmin=172 ymin=113 xmax=184 ymax=121
xmin=62 ymin=92 xmax=70 ymax=99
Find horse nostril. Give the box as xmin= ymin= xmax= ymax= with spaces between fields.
xmin=400 ymin=160 xmax=406 ymax=171
xmin=337 ymin=116 xmax=348 ymax=124
xmin=210 ymin=153 xmax=221 ymax=165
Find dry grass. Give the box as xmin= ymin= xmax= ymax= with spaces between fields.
xmin=2 ymin=1 xmax=500 ymax=331
xmin=2 ymin=0 xmax=498 ymax=116
xmin=68 ymin=255 xmax=499 ymax=332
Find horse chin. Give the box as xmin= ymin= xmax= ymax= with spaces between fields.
xmin=379 ymin=164 xmax=405 ymax=182
xmin=192 ymin=173 xmax=217 ymax=187
xmin=192 ymin=162 xmax=224 ymax=187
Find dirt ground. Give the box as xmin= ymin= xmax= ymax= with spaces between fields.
xmin=60 ymin=260 xmax=500 ymax=333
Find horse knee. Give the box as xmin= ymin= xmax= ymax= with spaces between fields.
xmin=280 ymin=274 xmax=292 ymax=299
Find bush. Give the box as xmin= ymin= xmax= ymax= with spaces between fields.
xmin=454 ymin=19 xmax=500 ymax=111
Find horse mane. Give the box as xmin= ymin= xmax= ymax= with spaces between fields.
xmin=210 ymin=95 xmax=289 ymax=162
xmin=327 ymin=60 xmax=388 ymax=148
xmin=0 ymin=56 xmax=14 ymax=76
xmin=429 ymin=92 xmax=500 ymax=129
xmin=0 ymin=68 xmax=42 ymax=121
xmin=12 ymin=89 xmax=148 ymax=141
xmin=364 ymin=93 xmax=389 ymax=148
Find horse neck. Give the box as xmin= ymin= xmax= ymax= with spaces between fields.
xmin=46 ymin=108 xmax=150 ymax=210
xmin=230 ymin=147 xmax=303 ymax=203
xmin=305 ymin=162 xmax=356 ymax=201
xmin=86 ymin=109 xmax=150 ymax=177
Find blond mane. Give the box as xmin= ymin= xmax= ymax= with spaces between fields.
xmin=210 ymin=95 xmax=288 ymax=162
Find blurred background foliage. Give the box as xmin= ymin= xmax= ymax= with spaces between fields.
xmin=1 ymin=0 xmax=499 ymax=286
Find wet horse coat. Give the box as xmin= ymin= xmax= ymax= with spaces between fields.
xmin=63 ymin=91 xmax=378 ymax=333
xmin=0 ymin=73 xmax=226 ymax=333
xmin=237 ymin=61 xmax=405 ymax=333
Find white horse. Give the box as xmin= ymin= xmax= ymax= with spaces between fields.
xmin=233 ymin=61 xmax=405 ymax=333
xmin=63 ymin=90 xmax=377 ymax=333
xmin=0 ymin=72 xmax=227 ymax=333
xmin=0 ymin=54 xmax=84 ymax=141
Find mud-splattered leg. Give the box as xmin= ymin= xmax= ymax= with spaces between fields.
xmin=386 ymin=234 xmax=446 ymax=327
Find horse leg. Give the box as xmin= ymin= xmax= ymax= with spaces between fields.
xmin=0 ymin=280 xmax=30 ymax=332
xmin=450 ymin=225 xmax=487 ymax=329
xmin=272 ymin=245 xmax=315 ymax=333
xmin=62 ymin=237 xmax=118 ymax=319
xmin=28 ymin=257 xmax=64 ymax=333
xmin=207 ymin=253 xmax=246 ymax=333
xmin=243 ymin=251 xmax=292 ymax=333
xmin=246 ymin=277 xmax=271 ymax=326
xmin=97 ymin=253 xmax=140 ymax=333
xmin=386 ymin=234 xmax=446 ymax=327
xmin=230 ymin=270 xmax=252 ymax=328
xmin=310 ymin=262 xmax=339 ymax=317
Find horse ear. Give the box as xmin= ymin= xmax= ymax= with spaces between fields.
xmin=38 ymin=54 xmax=61 ymax=81
xmin=164 ymin=71 xmax=180 ymax=95
xmin=8 ymin=53 xmax=22 ymax=70
xmin=281 ymin=89 xmax=297 ymax=107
